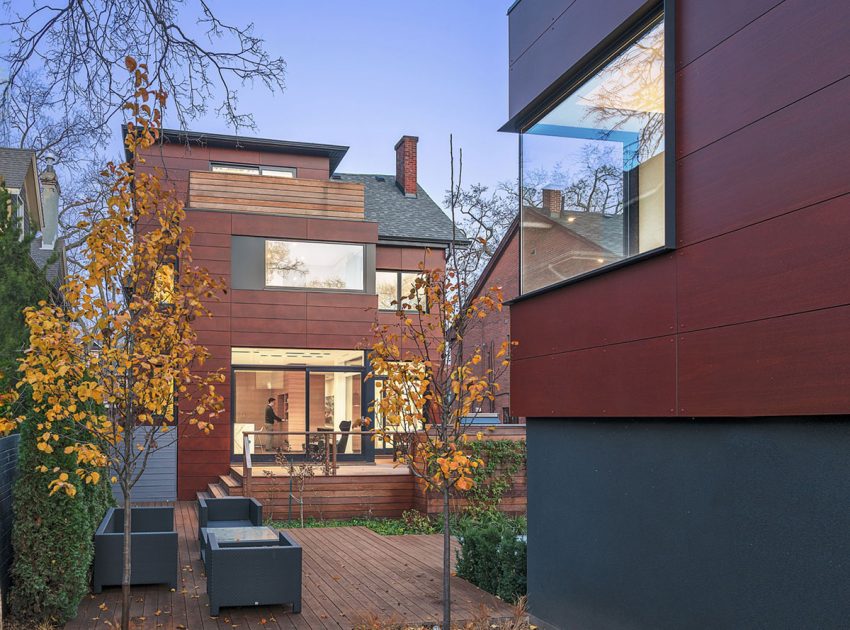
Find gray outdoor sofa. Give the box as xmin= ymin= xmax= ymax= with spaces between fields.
xmin=206 ymin=530 xmax=302 ymax=616
xmin=196 ymin=495 xmax=263 ymax=541
xmin=92 ymin=506 xmax=177 ymax=593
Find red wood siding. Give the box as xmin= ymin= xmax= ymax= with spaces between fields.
xmin=177 ymin=207 xmax=438 ymax=498
xmin=511 ymin=0 xmax=850 ymax=419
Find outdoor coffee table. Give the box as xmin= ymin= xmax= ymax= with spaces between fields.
xmin=200 ymin=525 xmax=278 ymax=562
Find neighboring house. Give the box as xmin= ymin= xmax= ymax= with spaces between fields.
xmin=0 ymin=148 xmax=65 ymax=292
xmin=135 ymin=130 xmax=459 ymax=499
xmin=502 ymin=1 xmax=850 ymax=629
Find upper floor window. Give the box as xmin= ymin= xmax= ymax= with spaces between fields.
xmin=520 ymin=14 xmax=668 ymax=295
xmin=211 ymin=162 xmax=296 ymax=178
xmin=265 ymin=239 xmax=364 ymax=290
xmin=377 ymin=270 xmax=428 ymax=312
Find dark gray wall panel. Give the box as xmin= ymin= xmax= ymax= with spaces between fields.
xmin=527 ymin=418 xmax=850 ymax=629
xmin=0 ymin=434 xmax=20 ymax=599
xmin=508 ymin=0 xmax=576 ymax=66
xmin=231 ymin=235 xmax=265 ymax=290
xmin=507 ymin=0 xmax=656 ymax=120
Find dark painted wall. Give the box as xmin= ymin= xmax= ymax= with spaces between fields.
xmin=527 ymin=418 xmax=850 ymax=629
xmin=0 ymin=434 xmax=20 ymax=601
xmin=509 ymin=0 xmax=850 ymax=418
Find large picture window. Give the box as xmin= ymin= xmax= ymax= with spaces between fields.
xmin=265 ymin=240 xmax=365 ymax=290
xmin=520 ymin=14 xmax=667 ymax=294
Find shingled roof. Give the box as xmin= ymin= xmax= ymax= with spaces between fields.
xmin=336 ymin=173 xmax=462 ymax=246
xmin=0 ymin=147 xmax=36 ymax=189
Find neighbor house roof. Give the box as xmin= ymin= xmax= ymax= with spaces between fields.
xmin=336 ymin=173 xmax=463 ymax=246
xmin=0 ymin=147 xmax=36 ymax=190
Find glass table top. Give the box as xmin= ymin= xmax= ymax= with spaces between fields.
xmin=204 ymin=526 xmax=278 ymax=543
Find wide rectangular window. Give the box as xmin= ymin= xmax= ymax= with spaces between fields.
xmin=520 ymin=14 xmax=667 ymax=294
xmin=265 ymin=240 xmax=364 ymax=290
xmin=211 ymin=162 xmax=296 ymax=178
xmin=376 ymin=270 xmax=427 ymax=311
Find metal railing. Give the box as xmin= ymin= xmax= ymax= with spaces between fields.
xmin=241 ymin=430 xmax=373 ymax=480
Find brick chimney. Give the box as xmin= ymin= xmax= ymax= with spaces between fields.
xmin=394 ymin=135 xmax=419 ymax=197
xmin=542 ymin=188 xmax=562 ymax=219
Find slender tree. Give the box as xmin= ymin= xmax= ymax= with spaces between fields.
xmin=1 ymin=0 xmax=287 ymax=271
xmin=368 ymin=136 xmax=514 ymax=629
xmin=1 ymin=59 xmax=225 ymax=630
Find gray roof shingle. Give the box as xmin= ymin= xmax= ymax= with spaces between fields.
xmin=0 ymin=148 xmax=35 ymax=190
xmin=336 ymin=173 xmax=462 ymax=245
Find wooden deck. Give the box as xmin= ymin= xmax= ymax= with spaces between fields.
xmin=67 ymin=501 xmax=514 ymax=629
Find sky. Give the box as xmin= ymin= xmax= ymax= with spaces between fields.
xmin=174 ymin=1 xmax=519 ymax=207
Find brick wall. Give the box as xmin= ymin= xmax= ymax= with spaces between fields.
xmin=466 ymin=228 xmax=520 ymax=419
xmin=0 ymin=434 xmax=20 ymax=602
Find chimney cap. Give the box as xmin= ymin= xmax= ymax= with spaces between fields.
xmin=394 ymin=135 xmax=419 ymax=151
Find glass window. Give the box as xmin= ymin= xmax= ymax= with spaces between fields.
xmin=376 ymin=270 xmax=427 ymax=312
xmin=211 ymin=163 xmax=296 ymax=177
xmin=265 ymin=240 xmax=364 ymax=290
xmin=231 ymin=347 xmax=365 ymax=367
xmin=520 ymin=16 xmax=666 ymax=294
xmin=377 ymin=271 xmax=398 ymax=310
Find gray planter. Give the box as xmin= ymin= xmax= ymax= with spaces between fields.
xmin=92 ymin=506 xmax=177 ymax=593
xmin=206 ymin=530 xmax=301 ymax=616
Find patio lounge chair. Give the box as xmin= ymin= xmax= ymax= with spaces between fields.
xmin=206 ymin=530 xmax=302 ymax=616
xmin=197 ymin=496 xmax=263 ymax=542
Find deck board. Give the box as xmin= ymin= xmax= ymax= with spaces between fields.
xmin=65 ymin=501 xmax=514 ymax=629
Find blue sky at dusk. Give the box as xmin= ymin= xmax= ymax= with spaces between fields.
xmin=179 ymin=1 xmax=518 ymax=206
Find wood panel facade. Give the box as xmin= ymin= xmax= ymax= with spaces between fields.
xmin=188 ymin=171 xmax=365 ymax=219
xmin=509 ymin=0 xmax=850 ymax=419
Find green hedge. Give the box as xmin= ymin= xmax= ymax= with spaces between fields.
xmin=456 ymin=512 xmax=527 ymax=603
xmin=8 ymin=405 xmax=113 ymax=625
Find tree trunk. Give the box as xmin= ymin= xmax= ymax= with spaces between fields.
xmin=442 ymin=485 xmax=451 ymax=629
xmin=121 ymin=484 xmax=132 ymax=630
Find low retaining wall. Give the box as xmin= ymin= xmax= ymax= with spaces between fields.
xmin=0 ymin=433 xmax=20 ymax=601
xmin=412 ymin=425 xmax=527 ymax=516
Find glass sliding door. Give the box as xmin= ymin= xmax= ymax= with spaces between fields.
xmin=230 ymin=348 xmax=369 ymax=462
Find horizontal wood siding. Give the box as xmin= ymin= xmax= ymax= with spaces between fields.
xmin=510 ymin=0 xmax=850 ymax=418
xmin=111 ymin=428 xmax=177 ymax=503
xmin=189 ymin=171 xmax=365 ymax=219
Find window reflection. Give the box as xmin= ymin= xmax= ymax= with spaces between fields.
xmin=520 ymin=17 xmax=666 ymax=293
xmin=265 ymin=239 xmax=364 ymax=290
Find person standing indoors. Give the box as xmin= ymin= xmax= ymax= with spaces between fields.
xmin=265 ymin=397 xmax=283 ymax=451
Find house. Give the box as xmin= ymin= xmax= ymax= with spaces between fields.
xmin=502 ymin=1 xmax=850 ymax=628
xmin=134 ymin=130 xmax=458 ymax=500
xmin=0 ymin=148 xmax=65 ymax=292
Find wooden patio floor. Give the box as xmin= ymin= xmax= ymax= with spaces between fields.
xmin=67 ymin=501 xmax=514 ymax=629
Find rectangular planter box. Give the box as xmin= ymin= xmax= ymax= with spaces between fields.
xmin=206 ymin=530 xmax=301 ymax=616
xmin=92 ymin=506 xmax=177 ymax=593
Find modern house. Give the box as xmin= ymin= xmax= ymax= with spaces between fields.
xmin=135 ymin=130 xmax=458 ymax=501
xmin=502 ymin=0 xmax=850 ymax=628
xmin=0 ymin=148 xmax=65 ymax=291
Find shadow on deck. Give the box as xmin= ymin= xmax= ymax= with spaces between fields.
xmin=67 ymin=501 xmax=514 ymax=629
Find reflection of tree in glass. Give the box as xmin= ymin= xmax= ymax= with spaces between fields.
xmin=562 ymin=145 xmax=623 ymax=215
xmin=523 ymin=144 xmax=623 ymax=216
xmin=306 ymin=277 xmax=346 ymax=289
xmin=266 ymin=242 xmax=307 ymax=283
xmin=580 ymin=21 xmax=664 ymax=161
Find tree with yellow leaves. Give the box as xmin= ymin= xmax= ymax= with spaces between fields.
xmin=1 ymin=59 xmax=224 ymax=630
xmin=368 ymin=137 xmax=514 ymax=629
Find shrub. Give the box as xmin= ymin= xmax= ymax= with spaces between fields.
xmin=456 ymin=511 xmax=527 ymax=603
xmin=8 ymin=403 xmax=112 ymax=625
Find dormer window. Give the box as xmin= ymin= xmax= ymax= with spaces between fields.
xmin=210 ymin=162 xmax=296 ymax=178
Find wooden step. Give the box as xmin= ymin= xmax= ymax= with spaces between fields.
xmin=218 ymin=474 xmax=242 ymax=496
xmin=207 ymin=482 xmax=227 ymax=498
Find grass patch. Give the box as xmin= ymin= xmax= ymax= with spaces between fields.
xmin=266 ymin=509 xmax=440 ymax=536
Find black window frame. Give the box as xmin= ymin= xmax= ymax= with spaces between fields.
xmin=376 ymin=270 xmax=429 ymax=313
xmin=513 ymin=1 xmax=675 ymax=302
